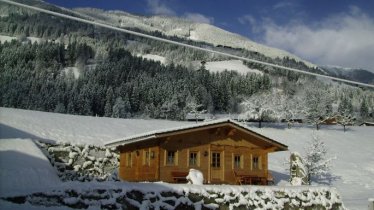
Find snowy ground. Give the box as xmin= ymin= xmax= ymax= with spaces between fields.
xmin=1 ymin=108 xmax=373 ymax=209
xmin=249 ymin=123 xmax=374 ymax=210
xmin=0 ymin=138 xmax=61 ymax=197
xmin=205 ymin=60 xmax=263 ymax=75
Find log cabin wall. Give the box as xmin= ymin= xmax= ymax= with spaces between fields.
xmin=118 ymin=125 xmax=270 ymax=184
xmin=119 ymin=140 xmax=160 ymax=181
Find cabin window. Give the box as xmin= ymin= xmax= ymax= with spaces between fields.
xmin=252 ymin=156 xmax=261 ymax=170
xmin=126 ymin=152 xmax=132 ymax=167
xmin=189 ymin=151 xmax=199 ymax=166
xmin=234 ymin=154 xmax=242 ymax=169
xmin=211 ymin=152 xmax=221 ymax=168
xmin=166 ymin=151 xmax=176 ymax=165
xmin=143 ymin=149 xmax=150 ymax=166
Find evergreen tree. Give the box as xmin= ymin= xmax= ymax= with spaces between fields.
xmin=104 ymin=87 xmax=114 ymax=117
xmin=112 ymin=97 xmax=126 ymax=118
xmin=303 ymin=133 xmax=335 ymax=184
xmin=360 ymin=98 xmax=369 ymax=119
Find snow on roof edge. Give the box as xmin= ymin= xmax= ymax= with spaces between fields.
xmin=105 ymin=118 xmax=288 ymax=150
xmin=105 ymin=118 xmax=232 ymax=147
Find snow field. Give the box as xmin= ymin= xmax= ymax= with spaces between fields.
xmin=0 ymin=107 xmax=192 ymax=145
xmin=137 ymin=53 xmax=166 ymax=64
xmin=205 ymin=60 xmax=263 ymax=74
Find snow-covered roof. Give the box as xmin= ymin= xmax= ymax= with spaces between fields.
xmin=105 ymin=118 xmax=288 ymax=150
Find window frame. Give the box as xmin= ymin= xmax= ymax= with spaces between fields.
xmin=233 ymin=154 xmax=242 ymax=169
xmin=165 ymin=150 xmax=178 ymax=166
xmin=252 ymin=155 xmax=261 ymax=170
xmin=211 ymin=152 xmax=221 ymax=168
xmin=188 ymin=151 xmax=199 ymax=167
xmin=143 ymin=149 xmax=150 ymax=166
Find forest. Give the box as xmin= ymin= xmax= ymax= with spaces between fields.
xmin=0 ymin=7 xmax=373 ymax=123
xmin=0 ymin=40 xmax=271 ymax=119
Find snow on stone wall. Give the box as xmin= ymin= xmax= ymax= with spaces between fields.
xmin=37 ymin=142 xmax=119 ymax=181
xmin=2 ymin=182 xmax=345 ymax=209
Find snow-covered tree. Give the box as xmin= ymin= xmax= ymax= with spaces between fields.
xmin=239 ymin=91 xmax=282 ymax=128
xmin=337 ymin=96 xmax=355 ymax=132
xmin=336 ymin=114 xmax=355 ymax=132
xmin=186 ymin=99 xmax=207 ymax=123
xmin=280 ymin=94 xmax=305 ymax=129
xmin=304 ymin=88 xmax=333 ymax=130
xmin=303 ymin=133 xmax=335 ymax=184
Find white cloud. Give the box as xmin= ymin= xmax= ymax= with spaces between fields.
xmin=184 ymin=13 xmax=214 ymax=24
xmin=238 ymin=15 xmax=261 ymax=33
xmin=272 ymin=1 xmax=294 ymax=10
xmin=259 ymin=7 xmax=374 ymax=71
xmin=146 ymin=0 xmax=175 ymax=16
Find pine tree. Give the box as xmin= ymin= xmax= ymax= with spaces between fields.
xmin=112 ymin=97 xmax=125 ymax=118
xmin=360 ymin=98 xmax=369 ymax=119
xmin=303 ymin=133 xmax=335 ymax=184
xmin=104 ymin=87 xmax=114 ymax=117
xmin=305 ymin=88 xmax=332 ymax=130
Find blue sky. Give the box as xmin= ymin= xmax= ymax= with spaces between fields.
xmin=46 ymin=0 xmax=374 ymax=71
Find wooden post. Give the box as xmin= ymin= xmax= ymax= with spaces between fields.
xmin=208 ymin=144 xmax=211 ymax=183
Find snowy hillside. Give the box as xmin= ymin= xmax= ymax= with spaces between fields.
xmin=320 ymin=65 xmax=374 ymax=84
xmin=73 ymin=8 xmax=315 ymax=67
xmin=1 ymin=108 xmax=373 ymax=209
xmin=205 ymin=60 xmax=262 ymax=74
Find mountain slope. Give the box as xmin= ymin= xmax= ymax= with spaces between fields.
xmin=320 ymin=65 xmax=374 ymax=84
xmin=73 ymin=7 xmax=315 ymax=67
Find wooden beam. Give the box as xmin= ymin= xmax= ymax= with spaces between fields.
xmin=264 ymin=146 xmax=277 ymax=153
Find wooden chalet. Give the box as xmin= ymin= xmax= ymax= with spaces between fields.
xmin=105 ymin=119 xmax=288 ymax=185
xmin=359 ymin=122 xmax=374 ymax=126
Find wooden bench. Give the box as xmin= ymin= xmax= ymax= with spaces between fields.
xmin=233 ymin=170 xmax=268 ymax=185
xmin=171 ymin=171 xmax=189 ymax=183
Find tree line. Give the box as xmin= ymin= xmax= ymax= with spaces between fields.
xmin=0 ymin=40 xmax=271 ymax=120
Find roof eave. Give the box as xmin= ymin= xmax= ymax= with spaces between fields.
xmin=105 ymin=134 xmax=157 ymax=148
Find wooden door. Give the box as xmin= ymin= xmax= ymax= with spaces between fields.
xmin=210 ymin=151 xmax=223 ymax=182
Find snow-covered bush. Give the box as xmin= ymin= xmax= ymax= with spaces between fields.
xmin=186 ymin=169 xmax=204 ymax=185
xmin=37 ymin=142 xmax=119 ymax=182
